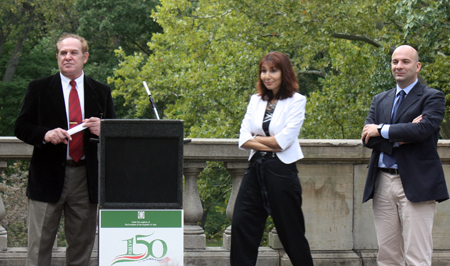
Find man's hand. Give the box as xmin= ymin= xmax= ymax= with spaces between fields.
xmin=399 ymin=115 xmax=423 ymax=145
xmin=361 ymin=124 xmax=380 ymax=144
xmin=44 ymin=128 xmax=71 ymax=145
xmin=412 ymin=115 xmax=422 ymax=123
xmin=83 ymin=117 xmax=101 ymax=136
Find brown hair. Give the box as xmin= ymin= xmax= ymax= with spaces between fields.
xmin=56 ymin=33 xmax=89 ymax=54
xmin=256 ymin=51 xmax=299 ymax=101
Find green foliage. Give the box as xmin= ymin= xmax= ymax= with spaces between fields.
xmin=76 ymin=0 xmax=163 ymax=118
xmin=0 ymin=36 xmax=58 ymax=136
xmin=394 ymin=0 xmax=450 ymax=136
xmin=77 ymin=0 xmax=162 ymax=56
xmin=197 ymin=162 xmax=231 ymax=240
xmin=109 ymin=0 xmax=450 ymax=139
xmin=302 ymin=43 xmax=395 ymax=139
xmin=0 ymin=80 xmax=29 ymax=136
xmin=0 ymin=161 xmax=66 ymax=247
xmin=0 ymin=161 xmax=28 ymax=247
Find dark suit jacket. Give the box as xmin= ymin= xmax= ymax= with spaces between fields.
xmin=363 ymin=81 xmax=449 ymax=203
xmin=15 ymin=73 xmax=116 ymax=204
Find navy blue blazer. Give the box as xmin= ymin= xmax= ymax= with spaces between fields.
xmin=363 ymin=81 xmax=449 ymax=203
xmin=15 ymin=73 xmax=116 ymax=204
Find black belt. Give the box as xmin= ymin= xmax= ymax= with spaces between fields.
xmin=255 ymin=151 xmax=276 ymax=158
xmin=379 ymin=168 xmax=399 ymax=175
xmin=66 ymin=159 xmax=86 ymax=167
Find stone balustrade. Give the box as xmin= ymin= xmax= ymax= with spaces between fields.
xmin=1 ymin=136 xmax=450 ymax=265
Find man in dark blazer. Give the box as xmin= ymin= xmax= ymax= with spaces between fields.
xmin=15 ymin=33 xmax=115 ymax=265
xmin=361 ymin=45 xmax=449 ymax=266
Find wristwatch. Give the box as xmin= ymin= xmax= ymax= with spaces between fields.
xmin=377 ymin=123 xmax=384 ymax=134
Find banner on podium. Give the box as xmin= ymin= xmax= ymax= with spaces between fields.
xmin=99 ymin=210 xmax=183 ymax=266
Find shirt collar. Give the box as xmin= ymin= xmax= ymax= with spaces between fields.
xmin=60 ymin=72 xmax=84 ymax=90
xmin=396 ymin=79 xmax=417 ymax=95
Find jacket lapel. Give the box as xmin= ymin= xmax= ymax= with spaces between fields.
xmin=252 ymin=97 xmax=268 ymax=136
xmin=393 ymin=82 xmax=422 ymax=123
xmin=47 ymin=73 xmax=67 ymax=128
xmin=381 ymin=89 xmax=396 ymax=123
xmin=83 ymin=76 xmax=100 ymax=119
xmin=272 ymin=97 xmax=286 ymax=125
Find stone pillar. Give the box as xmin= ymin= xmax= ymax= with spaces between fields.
xmin=223 ymin=162 xmax=247 ymax=250
xmin=269 ymin=227 xmax=283 ymax=249
xmin=0 ymin=160 xmax=7 ymax=251
xmin=183 ymin=162 xmax=207 ymax=250
xmin=0 ymin=200 xmax=6 ymax=251
xmin=0 ymin=161 xmax=6 ymax=175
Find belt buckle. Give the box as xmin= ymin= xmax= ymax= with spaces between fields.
xmin=66 ymin=159 xmax=85 ymax=167
xmin=381 ymin=168 xmax=399 ymax=175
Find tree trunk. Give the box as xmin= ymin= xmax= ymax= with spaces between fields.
xmin=0 ymin=31 xmax=10 ymax=59
xmin=2 ymin=28 xmax=30 ymax=82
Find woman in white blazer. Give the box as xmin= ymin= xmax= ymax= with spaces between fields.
xmin=230 ymin=52 xmax=313 ymax=266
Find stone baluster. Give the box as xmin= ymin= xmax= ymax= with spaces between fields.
xmin=269 ymin=227 xmax=283 ymax=249
xmin=0 ymin=161 xmax=7 ymax=250
xmin=223 ymin=162 xmax=247 ymax=250
xmin=183 ymin=162 xmax=207 ymax=250
xmin=0 ymin=161 xmax=6 ymax=175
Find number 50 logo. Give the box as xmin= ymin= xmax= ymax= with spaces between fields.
xmin=111 ymin=234 xmax=168 ymax=265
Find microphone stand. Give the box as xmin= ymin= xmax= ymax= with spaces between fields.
xmin=142 ymin=81 xmax=190 ymax=144
xmin=142 ymin=81 xmax=160 ymax=120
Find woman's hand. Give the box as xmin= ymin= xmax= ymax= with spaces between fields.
xmin=254 ymin=135 xmax=281 ymax=151
xmin=242 ymin=135 xmax=281 ymax=152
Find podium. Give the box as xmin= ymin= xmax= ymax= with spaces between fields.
xmin=98 ymin=119 xmax=184 ymax=266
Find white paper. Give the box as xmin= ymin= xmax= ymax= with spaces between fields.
xmin=67 ymin=123 xmax=87 ymax=135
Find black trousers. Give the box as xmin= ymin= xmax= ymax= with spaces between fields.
xmin=230 ymin=153 xmax=313 ymax=266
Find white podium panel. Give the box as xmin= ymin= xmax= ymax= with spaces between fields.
xmin=99 ymin=210 xmax=183 ymax=266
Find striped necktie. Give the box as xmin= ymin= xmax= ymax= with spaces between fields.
xmin=69 ymin=80 xmax=84 ymax=162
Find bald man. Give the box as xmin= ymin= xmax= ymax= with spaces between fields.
xmin=361 ymin=45 xmax=448 ymax=265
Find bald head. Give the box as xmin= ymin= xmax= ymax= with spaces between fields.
xmin=391 ymin=45 xmax=421 ymax=88
xmin=393 ymin=45 xmax=419 ymax=62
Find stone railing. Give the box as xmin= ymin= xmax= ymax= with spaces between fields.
xmin=1 ymin=137 xmax=450 ymax=265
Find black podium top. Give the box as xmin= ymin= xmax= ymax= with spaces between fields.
xmin=99 ymin=119 xmax=183 ymax=209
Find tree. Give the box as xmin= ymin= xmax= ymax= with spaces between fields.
xmin=0 ymin=0 xmax=78 ymax=82
xmin=0 ymin=0 xmax=77 ymax=135
xmin=0 ymin=36 xmax=58 ymax=136
xmin=77 ymin=0 xmax=162 ymax=56
xmin=75 ymin=0 xmax=163 ymax=119
xmin=110 ymin=0 xmax=450 ymax=139
xmin=396 ymin=0 xmax=450 ymax=137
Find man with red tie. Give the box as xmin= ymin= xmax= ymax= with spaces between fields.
xmin=15 ymin=33 xmax=116 ymax=265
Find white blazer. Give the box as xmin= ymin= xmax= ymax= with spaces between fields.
xmin=238 ymin=92 xmax=306 ymax=164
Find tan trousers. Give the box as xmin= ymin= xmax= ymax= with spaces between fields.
xmin=27 ymin=165 xmax=97 ymax=266
xmin=373 ymin=170 xmax=436 ymax=266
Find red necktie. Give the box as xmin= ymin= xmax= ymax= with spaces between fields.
xmin=69 ymin=80 xmax=84 ymax=162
